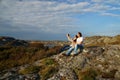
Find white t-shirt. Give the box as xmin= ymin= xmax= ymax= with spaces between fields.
xmin=76 ymin=37 xmax=83 ymax=44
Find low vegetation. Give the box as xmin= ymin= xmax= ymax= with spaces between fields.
xmin=18 ymin=57 xmax=59 ymax=79
xmin=19 ymin=65 xmax=40 ymax=75
xmin=74 ymin=67 xmax=99 ymax=80
xmin=38 ymin=58 xmax=59 ymax=80
xmin=0 ymin=42 xmax=62 ymax=71
xmin=0 ymin=36 xmax=120 ymax=80
xmin=84 ymin=35 xmax=120 ymax=47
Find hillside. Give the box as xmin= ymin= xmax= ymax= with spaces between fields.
xmin=0 ymin=35 xmax=120 ymax=80
xmin=0 ymin=36 xmax=28 ymax=46
xmin=84 ymin=35 xmax=120 ymax=47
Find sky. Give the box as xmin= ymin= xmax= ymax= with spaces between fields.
xmin=0 ymin=0 xmax=120 ymax=40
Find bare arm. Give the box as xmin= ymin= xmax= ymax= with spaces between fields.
xmin=66 ymin=34 xmax=72 ymax=42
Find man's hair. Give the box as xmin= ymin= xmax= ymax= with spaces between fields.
xmin=78 ymin=32 xmax=82 ymax=37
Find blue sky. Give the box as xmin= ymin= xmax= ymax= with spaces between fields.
xmin=0 ymin=0 xmax=120 ymax=40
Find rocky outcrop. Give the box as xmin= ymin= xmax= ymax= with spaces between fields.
xmin=84 ymin=35 xmax=120 ymax=46
xmin=0 ymin=36 xmax=28 ymax=46
xmin=48 ymin=45 xmax=120 ymax=80
xmin=0 ymin=45 xmax=120 ymax=80
xmin=0 ymin=35 xmax=120 ymax=80
xmin=0 ymin=65 xmax=40 ymax=80
xmin=0 ymin=71 xmax=40 ymax=80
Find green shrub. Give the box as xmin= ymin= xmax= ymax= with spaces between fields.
xmin=0 ymin=59 xmax=19 ymax=71
xmin=40 ymin=58 xmax=56 ymax=66
xmin=19 ymin=65 xmax=40 ymax=75
xmin=77 ymin=68 xmax=98 ymax=80
xmin=0 ymin=44 xmax=61 ymax=71
xmin=101 ymin=69 xmax=117 ymax=78
xmin=29 ymin=42 xmax=44 ymax=49
xmin=39 ymin=58 xmax=59 ymax=80
xmin=40 ymin=66 xmax=58 ymax=80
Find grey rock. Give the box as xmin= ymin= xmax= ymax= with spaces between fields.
xmin=0 ymin=37 xmax=120 ymax=80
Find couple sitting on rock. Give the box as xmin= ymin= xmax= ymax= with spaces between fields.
xmin=62 ymin=32 xmax=84 ymax=56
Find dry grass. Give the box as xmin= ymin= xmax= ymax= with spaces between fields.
xmin=19 ymin=65 xmax=40 ymax=75
xmin=0 ymin=43 xmax=62 ymax=71
xmin=74 ymin=67 xmax=98 ymax=80
xmin=38 ymin=58 xmax=59 ymax=80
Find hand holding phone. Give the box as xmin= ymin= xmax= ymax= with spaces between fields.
xmin=66 ymin=34 xmax=70 ymax=37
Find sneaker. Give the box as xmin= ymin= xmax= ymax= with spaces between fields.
xmin=72 ymin=53 xmax=78 ymax=57
xmin=62 ymin=53 xmax=69 ymax=56
xmin=83 ymin=49 xmax=88 ymax=53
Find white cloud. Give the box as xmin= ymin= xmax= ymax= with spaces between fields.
xmin=91 ymin=0 xmax=120 ymax=4
xmin=0 ymin=0 xmax=90 ymax=34
xmin=0 ymin=0 xmax=120 ymax=35
xmin=66 ymin=0 xmax=77 ymax=3
xmin=106 ymin=0 xmax=120 ymax=5
xmin=111 ymin=7 xmax=120 ymax=10
xmin=91 ymin=0 xmax=102 ymax=3
xmin=101 ymin=12 xmax=120 ymax=17
xmin=82 ymin=3 xmax=111 ymax=13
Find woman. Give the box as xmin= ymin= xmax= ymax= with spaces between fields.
xmin=65 ymin=34 xmax=78 ymax=56
xmin=74 ymin=32 xmax=84 ymax=54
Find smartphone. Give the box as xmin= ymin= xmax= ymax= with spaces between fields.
xmin=68 ymin=34 xmax=70 ymax=36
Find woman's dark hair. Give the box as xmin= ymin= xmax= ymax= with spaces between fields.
xmin=78 ymin=32 xmax=82 ymax=37
xmin=75 ymin=35 xmax=78 ymax=38
xmin=73 ymin=35 xmax=78 ymax=42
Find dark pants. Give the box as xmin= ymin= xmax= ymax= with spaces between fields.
xmin=59 ymin=45 xmax=70 ymax=53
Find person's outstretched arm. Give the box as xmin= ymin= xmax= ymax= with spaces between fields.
xmin=66 ymin=34 xmax=72 ymax=42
